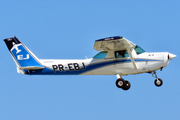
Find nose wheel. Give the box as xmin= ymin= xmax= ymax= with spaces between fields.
xmin=154 ymin=78 xmax=163 ymax=87
xmin=116 ymin=74 xmax=131 ymax=90
xmin=152 ymin=71 xmax=163 ymax=87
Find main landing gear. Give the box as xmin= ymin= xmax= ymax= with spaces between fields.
xmin=116 ymin=74 xmax=131 ymax=90
xmin=152 ymin=71 xmax=163 ymax=87
xmin=116 ymin=71 xmax=163 ymax=90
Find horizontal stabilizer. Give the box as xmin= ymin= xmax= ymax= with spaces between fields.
xmin=19 ymin=66 xmax=44 ymax=70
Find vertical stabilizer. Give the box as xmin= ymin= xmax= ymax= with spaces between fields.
xmin=4 ymin=36 xmax=44 ymax=74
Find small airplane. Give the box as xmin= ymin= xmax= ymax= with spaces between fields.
xmin=4 ymin=36 xmax=176 ymax=90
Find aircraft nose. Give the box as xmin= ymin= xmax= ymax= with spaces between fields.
xmin=168 ymin=53 xmax=177 ymax=60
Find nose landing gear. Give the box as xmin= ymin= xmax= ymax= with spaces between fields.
xmin=152 ymin=71 xmax=163 ymax=87
xmin=116 ymin=74 xmax=131 ymax=90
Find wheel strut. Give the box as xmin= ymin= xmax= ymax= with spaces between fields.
xmin=152 ymin=71 xmax=158 ymax=79
xmin=116 ymin=74 xmax=122 ymax=79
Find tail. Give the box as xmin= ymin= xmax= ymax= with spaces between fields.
xmin=4 ymin=36 xmax=44 ymax=74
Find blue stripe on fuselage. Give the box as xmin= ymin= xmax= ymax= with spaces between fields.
xmin=25 ymin=59 xmax=161 ymax=75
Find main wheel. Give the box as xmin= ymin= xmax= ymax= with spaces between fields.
xmin=154 ymin=78 xmax=163 ymax=87
xmin=116 ymin=78 xmax=125 ymax=88
xmin=122 ymin=80 xmax=131 ymax=90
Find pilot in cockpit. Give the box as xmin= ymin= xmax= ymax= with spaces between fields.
xmin=117 ymin=50 xmax=126 ymax=58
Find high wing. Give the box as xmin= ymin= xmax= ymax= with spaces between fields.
xmin=94 ymin=36 xmax=138 ymax=69
xmin=94 ymin=36 xmax=136 ymax=51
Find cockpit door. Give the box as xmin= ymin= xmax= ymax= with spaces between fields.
xmin=114 ymin=50 xmax=134 ymax=69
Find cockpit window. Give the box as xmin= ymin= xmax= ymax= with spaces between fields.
xmin=115 ymin=46 xmax=145 ymax=58
xmin=93 ymin=51 xmax=107 ymax=59
xmin=134 ymin=45 xmax=145 ymax=54
xmin=93 ymin=45 xmax=145 ymax=59
xmin=115 ymin=50 xmax=129 ymax=58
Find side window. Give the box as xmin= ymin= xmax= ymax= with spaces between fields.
xmin=115 ymin=50 xmax=129 ymax=58
xmin=93 ymin=51 xmax=108 ymax=59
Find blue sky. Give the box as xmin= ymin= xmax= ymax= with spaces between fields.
xmin=0 ymin=0 xmax=180 ymax=120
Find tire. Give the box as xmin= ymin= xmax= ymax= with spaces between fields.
xmin=122 ymin=80 xmax=131 ymax=90
xmin=154 ymin=78 xmax=163 ymax=87
xmin=116 ymin=78 xmax=125 ymax=88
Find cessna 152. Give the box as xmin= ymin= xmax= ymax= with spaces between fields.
xmin=4 ymin=36 xmax=176 ymax=90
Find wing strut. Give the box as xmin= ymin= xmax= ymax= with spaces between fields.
xmin=126 ymin=47 xmax=138 ymax=69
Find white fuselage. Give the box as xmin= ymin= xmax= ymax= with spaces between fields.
xmin=31 ymin=52 xmax=170 ymax=76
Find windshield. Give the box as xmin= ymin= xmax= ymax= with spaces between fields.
xmin=134 ymin=45 xmax=145 ymax=54
xmin=93 ymin=51 xmax=107 ymax=59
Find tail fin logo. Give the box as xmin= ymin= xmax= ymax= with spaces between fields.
xmin=4 ymin=37 xmax=44 ymax=68
xmin=17 ymin=54 xmax=30 ymax=60
xmin=12 ymin=42 xmax=21 ymax=54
